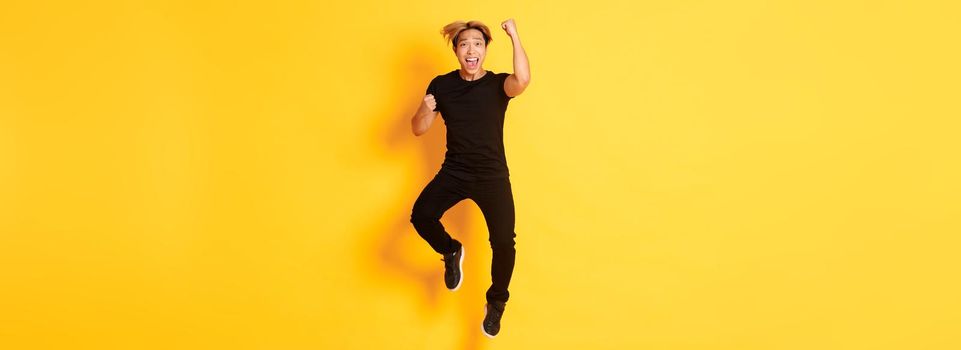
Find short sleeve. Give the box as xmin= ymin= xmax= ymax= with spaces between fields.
xmin=426 ymin=77 xmax=437 ymax=95
xmin=498 ymin=73 xmax=514 ymax=100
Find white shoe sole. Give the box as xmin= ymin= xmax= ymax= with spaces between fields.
xmin=449 ymin=246 xmax=464 ymax=291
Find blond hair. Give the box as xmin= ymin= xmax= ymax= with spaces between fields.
xmin=440 ymin=20 xmax=492 ymax=51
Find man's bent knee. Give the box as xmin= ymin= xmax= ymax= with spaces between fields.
xmin=410 ymin=208 xmax=439 ymax=225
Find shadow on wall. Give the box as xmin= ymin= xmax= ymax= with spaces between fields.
xmin=359 ymin=38 xmax=488 ymax=350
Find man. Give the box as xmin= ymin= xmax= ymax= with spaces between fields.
xmin=409 ymin=18 xmax=530 ymax=338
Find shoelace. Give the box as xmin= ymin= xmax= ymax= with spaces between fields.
xmin=485 ymin=304 xmax=504 ymax=325
xmin=441 ymin=252 xmax=457 ymax=274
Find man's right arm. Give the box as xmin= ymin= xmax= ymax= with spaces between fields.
xmin=411 ymin=94 xmax=438 ymax=136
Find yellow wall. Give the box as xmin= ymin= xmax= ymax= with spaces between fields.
xmin=2 ymin=1 xmax=959 ymax=349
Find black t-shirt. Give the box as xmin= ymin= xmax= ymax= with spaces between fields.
xmin=426 ymin=70 xmax=514 ymax=180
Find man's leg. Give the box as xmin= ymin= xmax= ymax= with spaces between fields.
xmin=411 ymin=171 xmax=468 ymax=291
xmin=472 ymin=177 xmax=517 ymax=303
xmin=410 ymin=171 xmax=468 ymax=255
xmin=472 ymin=177 xmax=516 ymax=338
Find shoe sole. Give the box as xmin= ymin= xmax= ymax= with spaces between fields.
xmin=481 ymin=304 xmax=497 ymax=339
xmin=449 ymin=246 xmax=464 ymax=292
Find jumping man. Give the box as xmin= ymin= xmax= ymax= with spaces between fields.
xmin=409 ymin=18 xmax=530 ymax=338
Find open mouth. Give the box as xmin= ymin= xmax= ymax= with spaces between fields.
xmin=465 ymin=57 xmax=479 ymax=69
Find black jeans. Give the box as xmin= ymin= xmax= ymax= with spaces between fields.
xmin=410 ymin=169 xmax=516 ymax=303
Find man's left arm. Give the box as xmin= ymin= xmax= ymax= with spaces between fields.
xmin=501 ymin=18 xmax=530 ymax=97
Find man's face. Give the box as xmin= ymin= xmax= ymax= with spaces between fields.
xmin=455 ymin=29 xmax=487 ymax=75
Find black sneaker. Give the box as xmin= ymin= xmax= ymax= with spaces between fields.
xmin=442 ymin=245 xmax=464 ymax=291
xmin=482 ymin=301 xmax=506 ymax=338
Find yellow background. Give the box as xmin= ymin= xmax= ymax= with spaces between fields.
xmin=2 ymin=1 xmax=959 ymax=349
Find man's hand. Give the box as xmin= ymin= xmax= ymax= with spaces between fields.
xmin=501 ymin=19 xmax=518 ymax=39
xmin=423 ymin=94 xmax=437 ymax=112
xmin=412 ymin=94 xmax=439 ymax=136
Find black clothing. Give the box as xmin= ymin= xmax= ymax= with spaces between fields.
xmin=411 ymin=171 xmax=516 ymax=303
xmin=412 ymin=70 xmax=518 ymax=304
xmin=426 ymin=70 xmax=513 ymax=180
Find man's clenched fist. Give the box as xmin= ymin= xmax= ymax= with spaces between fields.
xmin=501 ymin=19 xmax=517 ymax=39
xmin=424 ymin=94 xmax=437 ymax=112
